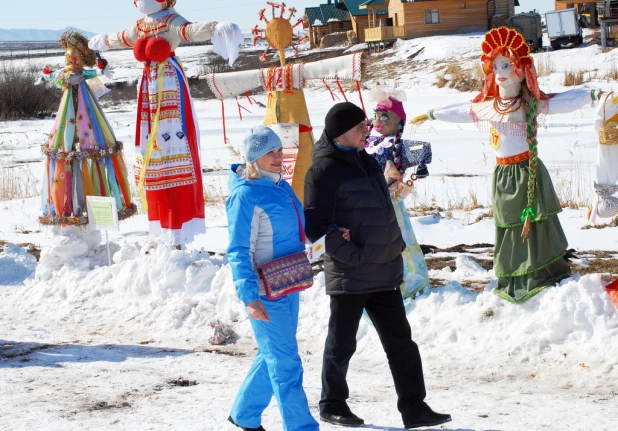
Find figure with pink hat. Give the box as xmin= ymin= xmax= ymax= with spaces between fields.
xmin=365 ymin=87 xmax=432 ymax=300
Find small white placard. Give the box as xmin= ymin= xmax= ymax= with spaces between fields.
xmin=268 ymin=123 xmax=300 ymax=148
xmin=86 ymin=196 xmax=119 ymax=232
xmin=306 ymin=235 xmax=326 ymax=263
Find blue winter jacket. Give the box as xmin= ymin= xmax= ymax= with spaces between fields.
xmin=226 ymin=164 xmax=306 ymax=305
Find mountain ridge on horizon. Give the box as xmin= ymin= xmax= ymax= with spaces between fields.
xmin=0 ymin=27 xmax=96 ymax=42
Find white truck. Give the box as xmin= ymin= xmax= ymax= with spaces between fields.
xmin=545 ymin=8 xmax=583 ymax=50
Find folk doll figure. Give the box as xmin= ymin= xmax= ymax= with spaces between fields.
xmin=365 ymin=88 xmax=432 ymax=300
xmin=412 ymin=27 xmax=597 ymax=303
xmin=39 ymin=30 xmax=135 ymax=226
xmin=589 ymin=92 xmax=618 ymax=223
xmin=89 ymin=0 xmax=241 ymax=246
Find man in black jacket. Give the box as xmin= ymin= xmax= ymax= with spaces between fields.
xmin=304 ymin=102 xmax=451 ymax=429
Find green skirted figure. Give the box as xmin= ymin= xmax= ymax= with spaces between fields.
xmin=412 ymin=27 xmax=596 ymax=302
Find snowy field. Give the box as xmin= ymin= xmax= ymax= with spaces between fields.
xmin=1 ymin=34 xmax=618 ymax=430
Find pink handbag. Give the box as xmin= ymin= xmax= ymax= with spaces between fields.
xmin=256 ymin=197 xmax=313 ymax=300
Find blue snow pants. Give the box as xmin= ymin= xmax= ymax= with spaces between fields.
xmin=230 ymin=292 xmax=319 ymax=431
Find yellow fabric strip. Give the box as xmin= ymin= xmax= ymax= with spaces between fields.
xmin=138 ymin=62 xmax=166 ymax=212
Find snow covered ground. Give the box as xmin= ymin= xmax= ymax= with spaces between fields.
xmin=1 ymin=34 xmax=618 ymax=430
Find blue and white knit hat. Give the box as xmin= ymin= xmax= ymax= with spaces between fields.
xmin=243 ymin=126 xmax=282 ymax=163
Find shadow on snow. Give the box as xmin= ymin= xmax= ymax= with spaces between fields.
xmin=0 ymin=340 xmax=192 ymax=368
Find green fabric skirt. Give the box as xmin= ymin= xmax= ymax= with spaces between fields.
xmin=492 ymin=159 xmax=571 ymax=302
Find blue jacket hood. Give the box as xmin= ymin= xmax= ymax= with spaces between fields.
xmin=228 ymin=163 xmax=282 ymax=194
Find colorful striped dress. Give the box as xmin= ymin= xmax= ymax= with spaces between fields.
xmin=40 ymin=68 xmax=135 ymax=226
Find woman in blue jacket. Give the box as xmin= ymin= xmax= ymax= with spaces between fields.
xmin=226 ymin=126 xmax=319 ymax=431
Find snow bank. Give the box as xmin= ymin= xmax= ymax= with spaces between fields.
xmin=407 ymin=258 xmax=618 ymax=390
xmin=0 ymin=243 xmax=37 ymax=286
xmin=2 ymin=226 xmax=247 ymax=342
xmin=2 ymin=230 xmax=616 ymax=391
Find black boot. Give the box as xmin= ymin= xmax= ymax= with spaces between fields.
xmin=404 ymin=407 xmax=451 ymax=429
xmin=228 ymin=416 xmax=266 ymax=431
xmin=319 ymin=411 xmax=364 ymax=427
xmin=415 ymin=167 xmax=429 ymax=179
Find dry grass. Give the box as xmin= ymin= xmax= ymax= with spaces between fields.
xmin=581 ymin=216 xmax=618 ymax=230
xmin=0 ymin=165 xmax=40 ymax=201
xmin=0 ymin=63 xmax=59 ymax=119
xmin=563 ymin=69 xmax=586 ymax=86
xmin=604 ymin=62 xmax=618 ymax=82
xmin=204 ymin=186 xmax=228 ymax=206
xmin=536 ymin=55 xmax=555 ymax=77
xmin=471 ymin=209 xmax=494 ymax=225
xmin=433 ymin=64 xmax=447 ymax=73
xmin=434 ymin=63 xmax=483 ymax=93
xmin=435 ymin=75 xmax=448 ymax=88
xmin=553 ymin=148 xmax=594 ymax=209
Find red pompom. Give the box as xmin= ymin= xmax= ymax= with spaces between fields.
xmin=133 ymin=37 xmax=149 ymax=62
xmin=42 ymin=66 xmax=52 ymax=75
xmin=145 ymin=37 xmax=172 ymax=63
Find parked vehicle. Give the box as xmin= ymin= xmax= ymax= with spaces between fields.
xmin=546 ymin=8 xmax=583 ymax=50
xmin=507 ymin=11 xmax=543 ymax=52
xmin=579 ymin=1 xmax=618 ymax=26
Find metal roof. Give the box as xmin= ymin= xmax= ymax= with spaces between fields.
xmin=347 ymin=0 xmax=388 ymax=16
xmin=305 ymin=2 xmax=352 ymax=27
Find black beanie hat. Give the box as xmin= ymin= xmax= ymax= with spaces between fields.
xmin=324 ymin=102 xmax=366 ymax=140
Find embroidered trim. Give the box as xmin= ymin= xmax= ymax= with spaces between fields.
xmin=494 ymin=252 xmax=566 ymax=278
xmin=493 ymin=282 xmax=553 ymax=303
xmin=119 ymin=31 xmax=132 ymax=48
xmin=180 ymin=23 xmax=191 ymax=42
xmin=39 ymin=203 xmax=138 ymax=226
xmin=136 ymin=14 xmax=177 ymax=37
xmin=496 ymin=150 xmax=530 ymax=165
xmin=41 ymin=143 xmax=124 ymax=161
xmin=494 ymin=208 xmax=562 ymax=228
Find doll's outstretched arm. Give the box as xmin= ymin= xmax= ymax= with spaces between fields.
xmin=34 ymin=67 xmax=63 ymax=85
xmin=88 ymin=25 xmax=139 ymax=52
xmin=546 ymin=88 xmax=598 ymax=115
xmin=410 ymin=102 xmax=474 ymax=126
xmin=83 ymin=56 xmax=114 ymax=80
xmin=175 ymin=16 xmax=218 ymax=43
xmin=177 ymin=19 xmax=243 ymax=66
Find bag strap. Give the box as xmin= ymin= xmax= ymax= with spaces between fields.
xmin=604 ymin=91 xmax=614 ymax=125
xmin=290 ymin=196 xmax=306 ymax=243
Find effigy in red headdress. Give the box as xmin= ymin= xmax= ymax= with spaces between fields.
xmin=154 ymin=0 xmax=177 ymax=9
xmin=473 ymin=26 xmax=546 ymax=103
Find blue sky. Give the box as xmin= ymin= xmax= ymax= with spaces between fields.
xmin=2 ymin=0 xmax=556 ymax=34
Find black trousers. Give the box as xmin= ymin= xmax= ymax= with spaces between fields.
xmin=319 ymin=289 xmax=427 ymax=423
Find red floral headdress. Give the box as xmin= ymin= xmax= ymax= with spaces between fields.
xmin=473 ymin=26 xmax=546 ymax=102
xmin=155 ymin=0 xmax=177 ymax=9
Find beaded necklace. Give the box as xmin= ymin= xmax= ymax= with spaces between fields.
xmin=493 ymin=93 xmax=523 ymax=115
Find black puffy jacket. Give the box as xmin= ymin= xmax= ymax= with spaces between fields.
xmin=304 ymin=131 xmax=405 ymax=295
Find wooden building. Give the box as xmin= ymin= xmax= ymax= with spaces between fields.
xmin=383 ymin=0 xmax=492 ymax=39
xmin=304 ymin=1 xmax=353 ymax=48
xmin=305 ymin=0 xmax=520 ymax=46
xmin=345 ymin=0 xmax=390 ymax=43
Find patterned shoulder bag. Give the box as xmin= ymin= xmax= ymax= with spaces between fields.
xmin=256 ymin=197 xmax=313 ymax=300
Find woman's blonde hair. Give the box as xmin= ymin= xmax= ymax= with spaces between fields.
xmin=241 ymin=162 xmax=262 ymax=180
